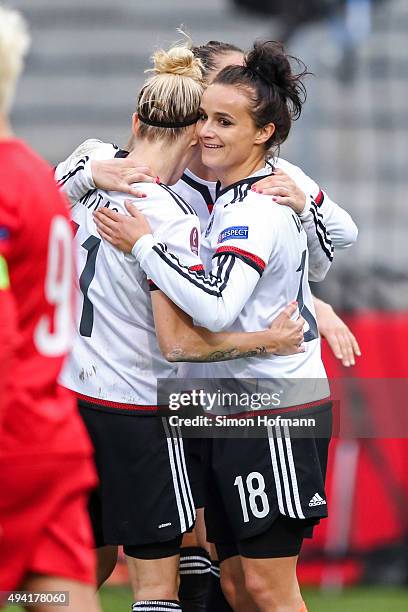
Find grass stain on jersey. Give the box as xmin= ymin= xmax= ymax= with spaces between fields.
xmin=79 ymin=365 xmax=97 ymax=381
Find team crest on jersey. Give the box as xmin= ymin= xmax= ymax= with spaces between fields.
xmin=218 ymin=226 xmax=248 ymax=243
xmin=190 ymin=227 xmax=199 ymax=255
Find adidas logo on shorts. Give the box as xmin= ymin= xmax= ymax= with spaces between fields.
xmin=308 ymin=493 xmax=327 ymax=507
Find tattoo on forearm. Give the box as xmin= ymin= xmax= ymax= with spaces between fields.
xmin=206 ymin=346 xmax=267 ymax=362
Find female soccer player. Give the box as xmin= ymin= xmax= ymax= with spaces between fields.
xmin=0 ymin=6 xmax=100 ymax=611
xmin=60 ymin=41 xmax=306 ymax=612
xmin=94 ymin=41 xmax=349 ymax=612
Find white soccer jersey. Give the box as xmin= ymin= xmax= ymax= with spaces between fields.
xmin=59 ymin=181 xmax=200 ymax=410
xmin=132 ymin=166 xmax=330 ymax=406
xmin=174 ymin=168 xmax=217 ymax=234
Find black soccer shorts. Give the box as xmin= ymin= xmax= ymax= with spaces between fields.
xmin=205 ymin=402 xmax=332 ymax=554
xmin=183 ymin=437 xmax=209 ymax=509
xmin=78 ymin=401 xmax=196 ymax=549
xmin=215 ymin=514 xmax=319 ymax=561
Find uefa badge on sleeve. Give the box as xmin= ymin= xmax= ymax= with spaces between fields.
xmin=218 ymin=226 xmax=249 ymax=243
xmin=190 ymin=227 xmax=199 ymax=255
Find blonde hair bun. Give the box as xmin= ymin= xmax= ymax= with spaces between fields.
xmin=137 ymin=40 xmax=204 ymax=142
xmin=149 ymin=46 xmax=203 ymax=80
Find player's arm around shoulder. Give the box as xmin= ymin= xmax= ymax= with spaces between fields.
xmin=248 ymin=189 xmax=333 ymax=282
xmin=275 ymin=158 xmax=358 ymax=248
xmin=55 ymin=139 xmax=116 ymax=205
xmin=55 ymin=140 xmax=154 ymax=206
xmin=313 ymin=189 xmax=358 ymax=248
xmin=57 ymin=139 xmax=110 ymax=171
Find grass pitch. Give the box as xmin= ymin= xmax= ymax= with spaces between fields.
xmin=4 ymin=585 xmax=408 ymax=610
xmin=100 ymin=585 xmax=407 ymax=611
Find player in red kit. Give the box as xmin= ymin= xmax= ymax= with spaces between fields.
xmin=0 ymin=6 xmax=100 ymax=611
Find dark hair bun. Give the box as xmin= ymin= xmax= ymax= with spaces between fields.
xmin=213 ymin=40 xmax=309 ymax=151
xmin=245 ymin=40 xmax=308 ymax=120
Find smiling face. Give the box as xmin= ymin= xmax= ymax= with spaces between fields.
xmin=197 ymin=83 xmax=275 ymax=187
xmin=187 ymin=49 xmax=245 ymax=178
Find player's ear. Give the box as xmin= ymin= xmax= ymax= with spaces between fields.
xmin=190 ymin=124 xmax=199 ymax=148
xmin=254 ymin=122 xmax=275 ymax=146
xmin=132 ymin=113 xmax=141 ymax=137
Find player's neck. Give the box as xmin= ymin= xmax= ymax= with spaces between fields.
xmin=0 ymin=116 xmax=14 ymax=141
xmin=188 ymin=151 xmax=218 ymax=182
xmin=217 ymin=154 xmax=265 ymax=190
xmin=128 ymin=139 xmax=187 ymax=185
xmin=125 ymin=132 xmax=135 ymax=151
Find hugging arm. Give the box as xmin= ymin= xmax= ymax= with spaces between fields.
xmin=136 ymin=234 xmax=260 ymax=332
xmin=54 ymin=139 xmax=107 ymax=205
xmin=92 ymin=203 xmax=304 ymax=358
xmin=254 ymin=165 xmax=358 ymax=249
xmin=94 ymin=202 xmax=286 ymax=334
xmin=253 ymin=169 xmax=334 ymax=281
xmin=151 ymin=290 xmax=304 ymax=362
xmin=54 ymin=139 xmax=154 ymax=205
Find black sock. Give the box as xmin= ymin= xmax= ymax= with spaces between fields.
xmin=132 ymin=601 xmax=181 ymax=611
xmin=206 ymin=561 xmax=233 ymax=611
xmin=179 ymin=546 xmax=211 ymax=611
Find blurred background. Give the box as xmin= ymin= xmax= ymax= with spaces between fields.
xmin=5 ymin=0 xmax=408 ymax=610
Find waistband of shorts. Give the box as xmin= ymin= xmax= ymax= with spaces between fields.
xmin=75 ymin=392 xmax=160 ymax=414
